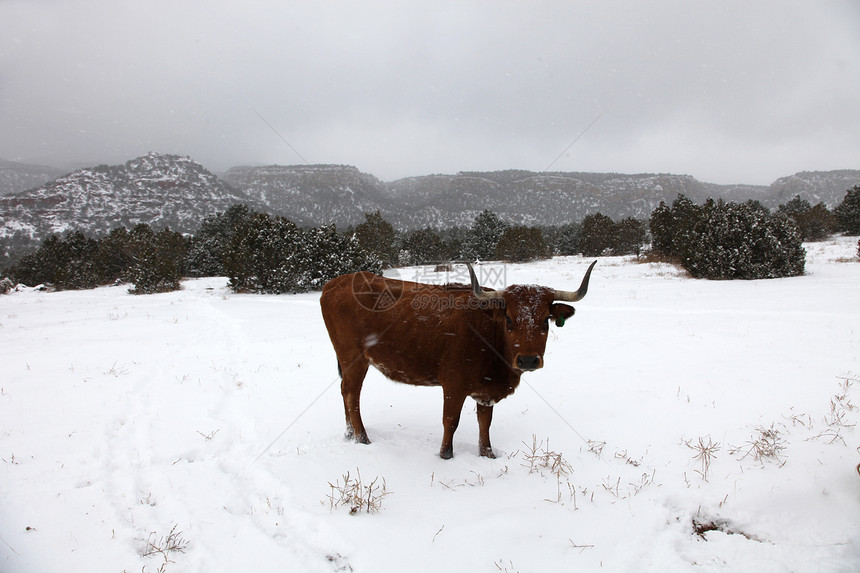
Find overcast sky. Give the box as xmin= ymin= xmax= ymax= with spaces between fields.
xmin=1 ymin=1 xmax=858 ymax=184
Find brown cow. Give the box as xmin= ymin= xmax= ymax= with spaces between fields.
xmin=319 ymin=261 xmax=596 ymax=459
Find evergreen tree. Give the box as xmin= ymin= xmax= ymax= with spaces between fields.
xmin=648 ymin=195 xmax=702 ymax=261
xmin=834 ymin=185 xmax=860 ymax=235
xmin=8 ymin=225 xmax=185 ymax=293
xmin=353 ymin=211 xmax=398 ymax=268
xmin=401 ymin=228 xmax=446 ymax=265
xmin=649 ymin=201 xmax=673 ymax=255
xmin=95 ymin=227 xmax=134 ymax=283
xmin=56 ymin=231 xmax=100 ymax=289
xmin=304 ymin=224 xmax=383 ymax=290
xmin=682 ymin=200 xmax=805 ymax=280
xmin=553 ymin=222 xmax=581 ymax=256
xmin=9 ymin=231 xmax=99 ymax=289
xmin=126 ymin=225 xmax=187 ymax=294
xmin=438 ymin=226 xmax=467 ymax=262
xmin=494 ymin=226 xmax=547 ymax=262
xmin=0 ymin=231 xmax=40 ymax=275
xmin=9 ymin=234 xmax=66 ymax=287
xmin=804 ymin=203 xmax=836 ymax=241
xmin=776 ymin=195 xmax=834 ymax=242
xmin=579 ymin=213 xmax=616 ymax=257
xmin=222 ymin=212 xmax=382 ymax=294
xmin=613 ymin=218 xmax=646 ymax=255
xmin=462 ymin=210 xmax=508 ymax=261
xmin=223 ymin=213 xmax=304 ymax=293
xmin=648 ymin=195 xmax=805 ymax=280
xmin=185 ymin=204 xmax=253 ymax=276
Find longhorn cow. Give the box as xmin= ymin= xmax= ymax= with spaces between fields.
xmin=319 ymin=261 xmax=596 ymax=458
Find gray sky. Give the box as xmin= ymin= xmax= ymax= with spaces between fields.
xmin=1 ymin=1 xmax=858 ymax=184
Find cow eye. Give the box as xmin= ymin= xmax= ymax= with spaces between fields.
xmin=542 ymin=317 xmax=550 ymax=330
xmin=505 ymin=315 xmax=513 ymax=330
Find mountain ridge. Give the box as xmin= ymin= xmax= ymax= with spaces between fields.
xmin=0 ymin=153 xmax=261 ymax=244
xmin=0 ymin=158 xmax=66 ymax=197
xmin=2 ymin=154 xmax=858 ymax=252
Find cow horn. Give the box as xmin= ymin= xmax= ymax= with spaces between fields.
xmin=466 ymin=263 xmax=504 ymax=300
xmin=554 ymin=260 xmax=597 ymax=302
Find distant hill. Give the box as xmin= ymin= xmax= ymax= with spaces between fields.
xmin=0 ymin=153 xmax=258 ymax=242
xmin=383 ymin=171 xmax=760 ymax=228
xmin=227 ymin=166 xmax=858 ymax=229
xmin=224 ymin=166 xmax=747 ymax=228
xmin=221 ymin=164 xmax=391 ymax=228
xmin=765 ymin=170 xmax=860 ymax=208
xmin=1 ymin=153 xmax=857 ymax=257
xmin=0 ymin=158 xmax=65 ymax=196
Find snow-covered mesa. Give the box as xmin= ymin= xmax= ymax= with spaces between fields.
xmin=1 ymin=237 xmax=859 ymax=572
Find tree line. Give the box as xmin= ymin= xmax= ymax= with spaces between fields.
xmin=2 ymin=185 xmax=859 ymax=294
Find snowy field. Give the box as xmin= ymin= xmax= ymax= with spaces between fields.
xmin=1 ymin=237 xmax=859 ymax=573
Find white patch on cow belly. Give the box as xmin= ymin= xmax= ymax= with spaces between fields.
xmin=364 ymin=334 xmax=379 ymax=348
xmin=475 ymin=397 xmax=497 ymax=407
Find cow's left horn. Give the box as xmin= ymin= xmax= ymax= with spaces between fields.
xmin=466 ymin=263 xmax=504 ymax=300
xmin=554 ymin=260 xmax=597 ymax=302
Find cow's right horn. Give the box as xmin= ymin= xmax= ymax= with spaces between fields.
xmin=466 ymin=263 xmax=503 ymax=300
xmin=554 ymin=260 xmax=597 ymax=302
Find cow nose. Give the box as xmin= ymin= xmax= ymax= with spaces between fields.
xmin=515 ymin=354 xmax=542 ymax=371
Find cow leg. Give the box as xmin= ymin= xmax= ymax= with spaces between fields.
xmin=476 ymin=403 xmax=496 ymax=458
xmin=439 ymin=389 xmax=468 ymax=459
xmin=340 ymin=358 xmax=370 ymax=444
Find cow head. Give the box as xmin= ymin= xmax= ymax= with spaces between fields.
xmin=467 ymin=261 xmax=596 ymax=372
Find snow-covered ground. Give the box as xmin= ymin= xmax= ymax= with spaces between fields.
xmin=1 ymin=237 xmax=858 ymax=573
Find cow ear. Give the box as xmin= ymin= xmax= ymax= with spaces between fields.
xmin=550 ymin=303 xmax=575 ymax=327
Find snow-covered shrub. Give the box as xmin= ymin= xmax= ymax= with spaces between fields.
xmin=649 ymin=196 xmax=806 ymax=280
xmin=684 ymin=200 xmax=805 ymax=279
xmin=6 ymin=224 xmax=187 ymax=294
xmin=462 ymin=210 xmax=508 ymax=261
xmin=223 ymin=213 xmax=381 ymax=294
xmin=353 ymin=211 xmax=398 ymax=269
xmin=579 ymin=213 xmax=645 ymax=257
xmin=185 ymin=204 xmax=253 ymax=277
xmin=304 ymin=224 xmax=383 ymax=290
xmin=95 ymin=227 xmax=135 ymax=283
xmin=613 ymin=217 xmax=646 ymax=256
xmin=8 ymin=231 xmax=100 ymax=290
xmin=834 ymin=185 xmax=860 ymax=235
xmin=494 ymin=225 xmax=547 ymax=262
xmin=400 ymin=228 xmax=447 ymax=265
xmin=126 ymin=225 xmax=187 ymax=294
xmin=776 ymin=195 xmax=835 ymax=241
xmin=223 ymin=213 xmax=304 ymax=293
xmin=649 ymin=194 xmax=701 ymax=261
xmin=0 ymin=277 xmax=13 ymax=294
xmin=548 ymin=222 xmax=581 ymax=256
xmin=579 ymin=212 xmax=616 ymax=257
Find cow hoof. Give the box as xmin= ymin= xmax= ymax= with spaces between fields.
xmin=356 ymin=434 xmax=371 ymax=445
xmin=439 ymin=447 xmax=454 ymax=460
xmin=480 ymin=446 xmax=496 ymax=459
